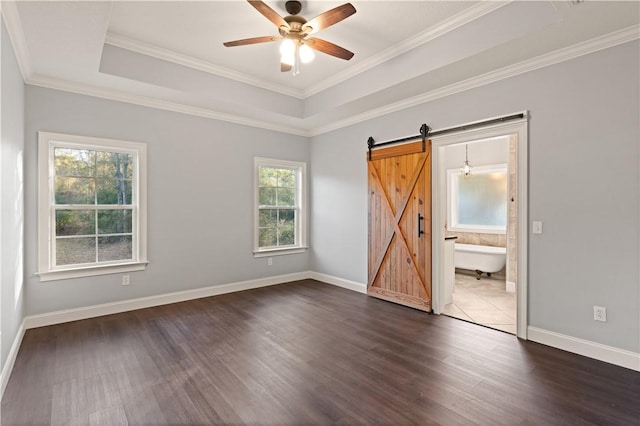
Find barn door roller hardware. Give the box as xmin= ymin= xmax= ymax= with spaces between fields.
xmin=367 ymin=123 xmax=430 ymax=161
xmin=366 ymin=113 xmax=525 ymax=161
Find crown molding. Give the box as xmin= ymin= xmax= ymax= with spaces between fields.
xmin=26 ymin=74 xmax=311 ymax=137
xmin=105 ymin=32 xmax=305 ymax=100
xmin=1 ymin=0 xmax=32 ymax=80
xmin=104 ymin=2 xmax=509 ymax=102
xmin=19 ymin=24 xmax=639 ymax=139
xmin=310 ymin=24 xmax=640 ymax=137
xmin=302 ymin=0 xmax=510 ymax=98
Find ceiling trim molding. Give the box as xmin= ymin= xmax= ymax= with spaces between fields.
xmin=26 ymin=75 xmax=311 ymax=137
xmin=310 ymin=24 xmax=640 ymax=136
xmin=104 ymin=2 xmax=509 ymax=102
xmin=20 ymin=24 xmax=639 ymax=139
xmin=302 ymin=0 xmax=510 ymax=98
xmin=1 ymin=0 xmax=33 ymax=80
xmin=105 ymin=32 xmax=305 ymax=100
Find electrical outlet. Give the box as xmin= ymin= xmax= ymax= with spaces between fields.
xmin=532 ymin=221 xmax=543 ymax=234
xmin=267 ymin=258 xmax=273 ymax=266
xmin=593 ymin=306 xmax=606 ymax=322
xmin=122 ymin=275 xmax=130 ymax=286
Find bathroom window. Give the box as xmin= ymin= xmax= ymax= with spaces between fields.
xmin=447 ymin=164 xmax=507 ymax=234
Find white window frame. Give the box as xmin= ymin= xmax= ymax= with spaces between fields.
xmin=447 ymin=163 xmax=508 ymax=234
xmin=253 ymin=157 xmax=308 ymax=257
xmin=37 ymin=132 xmax=148 ymax=281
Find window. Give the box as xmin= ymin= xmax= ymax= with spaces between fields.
xmin=254 ymin=158 xmax=307 ymax=256
xmin=447 ymin=164 xmax=507 ymax=234
xmin=37 ymin=132 xmax=147 ymax=281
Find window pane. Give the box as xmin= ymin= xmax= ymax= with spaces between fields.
xmin=278 ymin=225 xmax=295 ymax=246
xmin=457 ymin=172 xmax=507 ymax=227
xmin=98 ymin=236 xmax=133 ymax=262
xmin=259 ymin=209 xmax=277 ymax=228
xmin=278 ymin=169 xmax=296 ymax=188
xmin=277 ymin=188 xmax=295 ymax=206
xmin=98 ymin=210 xmax=132 ymax=234
xmin=97 ymin=178 xmax=132 ymax=205
xmin=259 ymin=227 xmax=277 ymax=248
xmin=259 ymin=187 xmax=277 ymax=206
xmin=56 ymin=237 xmax=96 ymax=265
xmin=54 ymin=148 xmax=95 ymax=177
xmin=56 ymin=210 xmax=95 ymax=236
xmin=55 ymin=176 xmax=95 ymax=204
xmin=259 ymin=167 xmax=277 ymax=187
xmin=278 ymin=209 xmax=295 ymax=246
xmin=278 ymin=209 xmax=295 ymax=225
xmin=96 ymin=152 xmax=133 ymax=177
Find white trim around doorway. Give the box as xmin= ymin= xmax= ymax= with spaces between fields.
xmin=430 ymin=112 xmax=529 ymax=339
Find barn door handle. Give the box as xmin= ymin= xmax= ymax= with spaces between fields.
xmin=418 ymin=213 xmax=424 ymax=237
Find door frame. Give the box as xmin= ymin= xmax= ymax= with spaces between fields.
xmin=431 ymin=113 xmax=529 ymax=339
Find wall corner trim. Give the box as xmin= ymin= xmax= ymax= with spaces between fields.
xmin=309 ymin=271 xmax=367 ymax=294
xmin=1 ymin=321 xmax=26 ymax=400
xmin=527 ymin=326 xmax=640 ymax=372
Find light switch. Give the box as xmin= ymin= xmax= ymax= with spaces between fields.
xmin=532 ymin=221 xmax=543 ymax=235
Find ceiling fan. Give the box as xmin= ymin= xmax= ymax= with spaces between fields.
xmin=223 ymin=0 xmax=356 ymax=75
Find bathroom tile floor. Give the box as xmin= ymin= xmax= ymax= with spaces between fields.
xmin=443 ymin=272 xmax=516 ymax=334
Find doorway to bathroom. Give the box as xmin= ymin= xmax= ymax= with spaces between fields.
xmin=431 ymin=116 xmax=528 ymax=338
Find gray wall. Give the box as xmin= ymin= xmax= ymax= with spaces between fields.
xmin=310 ymin=41 xmax=639 ymax=353
xmin=1 ymin=19 xmax=26 ymax=369
xmin=24 ymin=86 xmax=310 ymax=315
xmin=7 ymin=26 xmax=639 ymax=361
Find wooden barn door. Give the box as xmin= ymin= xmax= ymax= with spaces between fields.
xmin=368 ymin=140 xmax=432 ymax=311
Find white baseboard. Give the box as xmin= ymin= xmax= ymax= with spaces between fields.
xmin=506 ymin=281 xmax=516 ymax=292
xmin=23 ymin=271 xmax=310 ymax=329
xmin=528 ymin=326 xmax=640 ymax=372
xmin=1 ymin=321 xmax=26 ymax=399
xmin=309 ymin=271 xmax=367 ymax=294
xmin=6 ymin=274 xmax=637 ymax=405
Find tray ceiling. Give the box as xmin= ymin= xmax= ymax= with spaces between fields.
xmin=3 ymin=1 xmax=639 ymax=136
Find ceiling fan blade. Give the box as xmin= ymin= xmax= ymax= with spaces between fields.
xmin=223 ymin=35 xmax=281 ymax=47
xmin=304 ymin=37 xmax=354 ymax=60
xmin=303 ymin=3 xmax=356 ymax=34
xmin=281 ymin=63 xmax=292 ymax=72
xmin=248 ymin=0 xmax=289 ymax=30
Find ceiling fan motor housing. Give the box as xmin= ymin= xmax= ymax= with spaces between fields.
xmin=282 ymin=1 xmax=307 ymax=37
xmin=223 ymin=0 xmax=356 ymax=68
xmin=285 ymin=1 xmax=302 ymax=15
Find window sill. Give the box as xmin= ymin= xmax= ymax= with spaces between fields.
xmin=253 ymin=247 xmax=308 ymax=258
xmin=448 ymin=226 xmax=506 ymax=235
xmin=37 ymin=261 xmax=149 ymax=282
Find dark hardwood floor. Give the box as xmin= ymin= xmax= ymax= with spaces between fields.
xmin=2 ymin=279 xmax=639 ymax=425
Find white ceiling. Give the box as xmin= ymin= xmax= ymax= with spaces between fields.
xmin=3 ymin=1 xmax=639 ymax=136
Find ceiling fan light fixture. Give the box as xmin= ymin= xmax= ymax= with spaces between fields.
xmin=280 ymin=38 xmax=296 ymax=56
xmin=299 ymin=43 xmax=315 ymax=63
xmin=280 ymin=38 xmax=296 ymax=66
xmin=224 ymin=1 xmax=357 ymax=75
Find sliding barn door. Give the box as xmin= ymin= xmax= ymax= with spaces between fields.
xmin=368 ymin=141 xmax=432 ymax=311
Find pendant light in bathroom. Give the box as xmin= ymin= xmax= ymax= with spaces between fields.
xmin=461 ymin=144 xmax=472 ymax=177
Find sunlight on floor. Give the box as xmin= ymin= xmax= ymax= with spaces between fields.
xmin=443 ymin=272 xmax=516 ymax=334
